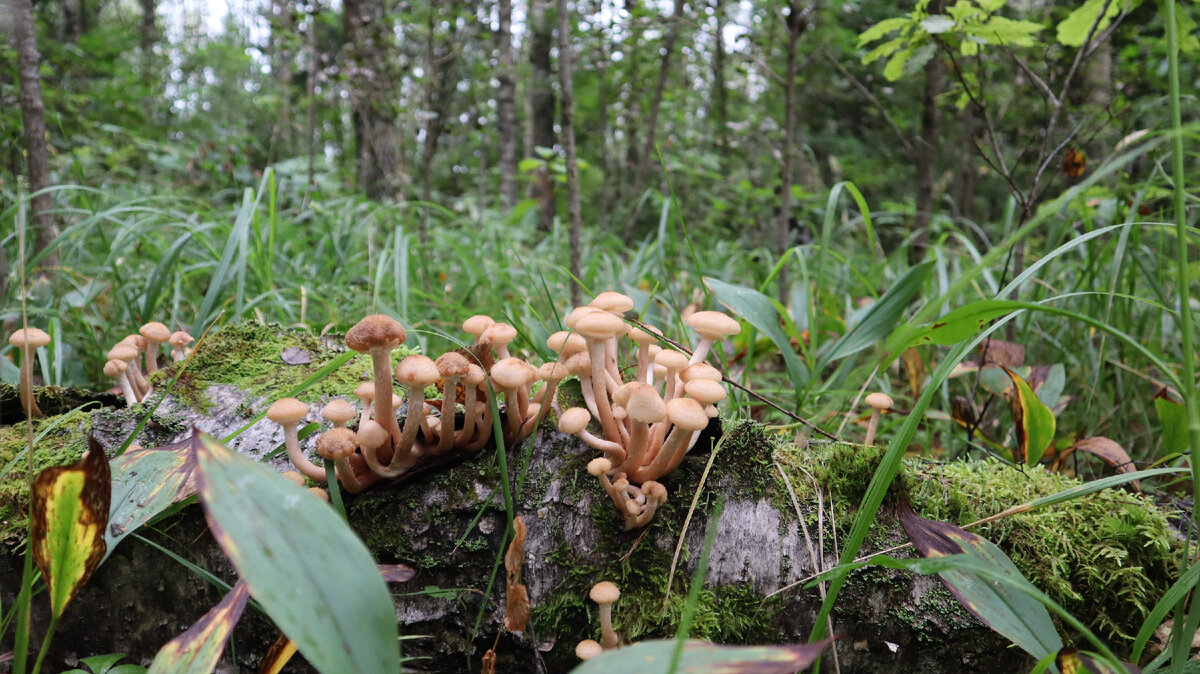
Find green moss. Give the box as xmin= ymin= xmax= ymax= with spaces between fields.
xmin=0 ymin=408 xmax=94 ymax=544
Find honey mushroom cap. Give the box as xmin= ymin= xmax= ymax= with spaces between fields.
xmin=687 ymin=310 xmax=742 ymax=338
xmin=589 ymin=581 xmax=620 ymax=605
xmin=624 ymin=383 xmax=667 ymax=423
xmin=395 ymin=354 xmax=440 ymax=387
xmin=575 ymin=639 xmax=604 ymax=661
xmin=10 ymin=327 xmax=51 ymax=349
xmin=681 ymin=363 xmax=722 ymax=382
xmin=667 ymin=396 xmax=710 ymax=431
xmin=169 ymin=330 xmax=194 ymax=349
xmin=315 ymin=427 xmax=358 ymax=461
xmin=322 ymin=399 xmax=357 ymax=426
xmin=866 ymin=392 xmax=894 ymax=411
xmin=547 ymin=330 xmax=587 ymax=355
xmin=344 ymin=314 xmax=407 ymax=352
xmin=589 ymin=291 xmax=634 ymax=315
xmin=267 ymin=397 xmax=309 ymax=424
xmin=462 ymin=314 xmax=495 ymax=340
xmin=684 ymin=378 xmax=727 ymax=406
xmin=563 ymin=305 xmax=600 ymax=329
xmin=558 ymin=407 xmax=593 ymax=434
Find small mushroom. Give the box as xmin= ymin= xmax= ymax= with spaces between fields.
xmin=560 ymin=407 xmax=625 ymax=465
xmin=864 ymin=392 xmax=893 ymax=446
xmin=315 ymin=427 xmax=370 ymax=494
xmin=481 ymin=322 xmax=518 ymax=360
xmin=268 ymin=398 xmax=325 ymax=482
xmin=345 ymin=314 xmax=408 ymax=450
xmin=322 ymin=399 xmax=357 ymax=429
xmin=589 ymin=581 xmax=621 ymax=650
xmin=107 ymin=344 xmax=144 ymax=402
xmin=139 ymin=321 xmax=171 ymax=374
xmin=103 ymin=358 xmax=138 ymax=406
xmin=392 ymin=354 xmax=441 ymax=469
xmin=168 ymin=330 xmax=194 ymax=361
xmin=575 ymin=639 xmax=603 ymax=661
xmin=686 ymin=311 xmax=741 ymax=366
xmin=9 ymin=328 xmax=50 ymax=418
xmin=435 ymin=352 xmax=470 ymax=452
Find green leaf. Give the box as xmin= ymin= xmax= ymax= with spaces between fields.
xmin=920 ymin=14 xmax=956 ymax=33
xmin=897 ymin=497 xmax=1063 ymax=661
xmin=570 ymin=639 xmax=836 ymax=673
xmin=819 ymin=262 xmax=933 ymax=369
xmin=857 ymin=16 xmax=913 ymax=46
xmin=1056 ymin=0 xmax=1128 ymax=46
xmin=862 ymin=36 xmax=908 ymax=66
xmin=1004 ymin=366 xmax=1056 ymax=465
xmin=883 ymin=46 xmax=914 ymax=81
xmin=884 ymin=299 xmax=1023 ymax=356
xmin=1154 ymin=390 xmax=1188 ymax=457
xmin=966 ymin=16 xmax=1043 ymax=46
xmin=105 ymin=436 xmax=198 ymax=561
xmin=192 ymin=433 xmax=400 ymax=674
xmin=32 ymin=437 xmax=111 ymax=618
xmin=147 ymin=581 xmax=250 ymax=674
xmin=703 ymin=277 xmax=809 ymax=391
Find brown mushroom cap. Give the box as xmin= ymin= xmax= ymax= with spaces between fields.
xmin=547 ymin=331 xmax=587 ymax=355
xmin=357 ymin=419 xmax=389 ymax=450
xmin=589 ymin=581 xmax=621 ymax=605
xmin=558 ymin=407 xmax=592 ymax=434
xmin=9 ymin=327 xmax=51 ymax=349
xmin=169 ymin=330 xmax=194 ymax=349
xmin=575 ymin=639 xmax=604 ymax=661
xmin=537 ymin=362 xmax=569 ymax=381
xmin=628 ymin=324 xmax=663 ymax=345
xmin=681 ymin=363 xmax=722 ymax=382
xmin=643 ymin=481 xmax=668 ymax=501
xmin=687 ymin=311 xmax=741 ymax=338
xmin=684 ymin=379 xmax=727 ymax=406
xmin=462 ymin=314 xmax=495 ymax=338
xmin=354 ymin=382 xmax=375 ymax=404
xmin=589 ymin=291 xmax=634 ymax=315
xmin=666 ymin=397 xmax=709 ymax=431
xmin=267 ymin=397 xmax=309 ymax=424
xmin=587 ymin=457 xmax=613 ymax=476
xmin=481 ymin=322 xmax=518 ymax=349
xmin=490 ymin=357 xmax=535 ymax=389
xmin=139 ymin=321 xmax=171 ymax=344
xmin=281 ymin=471 xmax=306 ymax=486
xmin=654 ymin=349 xmax=689 ymax=371
xmin=106 ymin=344 xmax=139 ymax=363
xmin=102 ymin=359 xmax=127 ymax=377
xmin=315 ymin=427 xmax=358 ymax=460
xmin=865 ymin=392 xmax=894 ymax=411
xmin=435 ymin=351 xmax=471 ymax=378
xmin=322 ymin=399 xmax=357 ymax=425
xmin=345 ymin=314 xmax=407 ymax=353
xmin=574 ymin=311 xmax=626 ymax=339
xmin=464 ymin=363 xmax=487 ymax=386
xmin=563 ymin=305 xmax=600 ymax=329
xmin=394 ymin=355 xmax=440 ymax=387
xmin=624 ymin=384 xmax=667 ymax=423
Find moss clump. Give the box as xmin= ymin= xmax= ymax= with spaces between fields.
xmin=906 ymin=458 xmax=1177 ymax=648
xmin=0 ymin=408 xmax=94 ymax=544
xmin=165 ymin=322 xmax=415 ymax=408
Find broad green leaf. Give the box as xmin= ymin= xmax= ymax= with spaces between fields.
xmin=1056 ymin=0 xmax=1128 ymax=46
xmin=819 ymin=262 xmax=933 ymax=369
xmin=1004 ymin=366 xmax=1056 ymax=465
xmin=863 ymin=36 xmax=908 ymax=65
xmin=858 ymin=16 xmax=912 ymax=46
xmin=1154 ymin=391 xmax=1188 ymax=457
xmin=884 ymin=46 xmax=914 ymax=81
xmin=192 ymin=433 xmax=400 ymax=674
xmin=147 ymin=580 xmax=250 ymax=674
xmin=885 ymin=299 xmax=1023 ymax=355
xmin=32 ymin=437 xmax=111 ymax=618
xmin=704 ymin=277 xmax=809 ymax=391
xmin=897 ymin=497 xmax=1063 ymax=661
xmin=966 ymin=16 xmax=1043 ymax=46
xmin=570 ymin=638 xmax=836 ymax=673
xmin=105 ymin=436 xmax=198 ymax=560
xmin=920 ymin=14 xmax=955 ymax=33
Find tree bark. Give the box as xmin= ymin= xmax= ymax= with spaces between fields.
xmin=270 ymin=0 xmax=296 ymax=155
xmin=910 ymin=52 xmax=944 ymax=266
xmin=557 ymin=0 xmax=583 ymax=308
xmin=527 ymin=0 xmax=558 ymax=233
xmin=304 ymin=1 xmax=320 ymax=203
xmin=776 ymin=3 xmax=804 ymax=302
xmin=621 ymin=0 xmax=685 ymax=244
xmin=62 ymin=0 xmax=84 ymax=42
xmin=496 ymin=0 xmax=519 ymax=208
xmin=711 ymin=0 xmax=729 ymax=166
xmin=344 ymin=0 xmax=402 ymax=201
xmin=138 ymin=0 xmax=157 ymax=55
xmin=13 ymin=0 xmax=58 ymax=271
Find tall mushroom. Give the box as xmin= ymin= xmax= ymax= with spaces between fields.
xmin=267 ymin=397 xmax=325 ymax=482
xmin=864 ymin=392 xmax=894 ymax=446
xmin=103 ymin=359 xmax=138 ymax=407
xmin=9 ymin=327 xmax=50 ymax=418
xmin=391 ymin=354 xmax=440 ymax=469
xmin=686 ymin=311 xmax=741 ymax=366
xmin=434 ymin=352 xmax=470 ymax=452
xmin=139 ymin=321 xmax=171 ymax=374
xmin=589 ymin=581 xmax=621 ymax=650
xmin=345 ymin=315 xmax=407 ymax=449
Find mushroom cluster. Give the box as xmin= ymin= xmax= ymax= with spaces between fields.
xmin=101 ymin=322 xmax=194 ymax=407
xmin=552 ymin=292 xmax=740 ymax=529
xmin=270 ymin=313 xmax=549 ymax=493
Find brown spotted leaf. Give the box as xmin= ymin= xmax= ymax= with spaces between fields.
xmin=570 ymin=638 xmax=837 ymax=673
xmin=257 ymin=633 xmax=298 ymax=674
xmin=1068 ymin=437 xmax=1139 ymax=490
xmin=898 ymin=496 xmax=1062 ymax=661
xmin=1004 ymin=366 xmax=1056 ymax=465
xmin=147 ymin=579 xmax=250 ymax=674
xmin=105 ymin=435 xmax=198 ymax=558
xmin=31 ymin=436 xmax=111 ymax=618
xmin=504 ymin=516 xmax=530 ymax=632
xmin=978 ymin=338 xmax=1025 ymax=368
xmin=902 ymin=347 xmax=926 ymax=397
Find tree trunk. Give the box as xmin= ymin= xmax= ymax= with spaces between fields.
xmin=62 ymin=0 xmax=84 ymax=42
xmin=621 ymin=0 xmax=685 ymax=244
xmin=711 ymin=0 xmax=729 ymax=166
xmin=777 ymin=4 xmax=803 ymax=303
xmin=13 ymin=0 xmax=58 ymax=271
xmin=138 ymin=0 xmax=157 ymax=55
xmin=951 ymin=104 xmax=977 ymax=223
xmin=527 ymin=0 xmax=557 ymax=233
xmin=419 ymin=1 xmax=461 ymax=246
xmin=909 ymin=52 xmax=944 ymax=266
xmin=557 ymin=0 xmax=583 ymax=308
xmin=496 ymin=0 xmax=519 ymax=208
xmin=304 ymin=2 xmax=320 ymax=203
xmin=344 ymin=0 xmax=401 ymax=201
xmin=270 ymin=0 xmax=296 ymax=155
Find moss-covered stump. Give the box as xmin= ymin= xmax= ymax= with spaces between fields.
xmin=0 ymin=323 xmax=1180 ymax=673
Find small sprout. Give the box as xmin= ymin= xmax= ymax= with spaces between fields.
xmin=9 ymin=327 xmax=50 ymax=418
xmin=589 ymin=581 xmax=621 ymax=650
xmin=864 ymin=392 xmax=893 ymax=446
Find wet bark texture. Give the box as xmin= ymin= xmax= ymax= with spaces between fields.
xmin=1 ymin=378 xmax=1028 ymax=674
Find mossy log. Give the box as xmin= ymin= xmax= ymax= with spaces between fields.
xmin=0 ymin=324 xmax=1177 ymax=673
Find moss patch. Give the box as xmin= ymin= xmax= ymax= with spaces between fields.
xmin=0 ymin=408 xmax=94 ymax=545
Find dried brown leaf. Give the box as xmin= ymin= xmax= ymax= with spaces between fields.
xmin=978 ymin=339 xmax=1025 ymax=368
xmin=504 ymin=516 xmax=530 ymax=632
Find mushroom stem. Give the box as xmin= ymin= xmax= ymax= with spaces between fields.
xmin=18 ymin=343 xmax=43 ymax=418
xmin=369 ymin=347 xmax=401 ymax=446
xmin=437 ymin=375 xmax=462 ymax=452
xmin=283 ymin=424 xmax=325 ymax=482
xmin=388 ymin=391 xmax=424 ymax=472
xmin=864 ymin=393 xmax=894 ymax=446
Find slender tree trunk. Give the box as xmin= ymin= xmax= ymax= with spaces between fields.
xmin=619 ymin=0 xmax=642 ymax=210
xmin=304 ymin=1 xmax=320 ymax=203
xmin=62 ymin=0 xmax=84 ymax=42
xmin=13 ymin=0 xmax=58 ymax=270
xmin=270 ymin=0 xmax=295 ymax=154
xmin=621 ymin=0 xmax=684 ymax=244
xmin=139 ymin=0 xmax=157 ymax=54
xmin=527 ymin=0 xmax=557 ymax=233
xmin=951 ymin=104 xmax=976 ymax=223
xmin=420 ymin=1 xmax=460 ymax=246
xmin=596 ymin=5 xmax=612 ymax=230
xmin=343 ymin=0 xmax=401 ymax=201
xmin=910 ymin=52 xmax=944 ymax=266
xmin=777 ymin=4 xmax=801 ymax=302
xmin=496 ymin=0 xmax=519 ymax=208
xmin=557 ymin=0 xmax=583 ymax=308
xmin=711 ymin=0 xmax=728 ymax=166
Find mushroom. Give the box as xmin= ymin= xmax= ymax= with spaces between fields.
xmin=559 ymin=407 xmax=625 ymax=465
xmin=686 ymin=311 xmax=741 ymax=366
xmin=574 ymin=310 xmax=627 ymax=444
xmin=391 ymin=354 xmax=440 ymax=469
xmin=281 ymin=471 xmax=306 ymax=486
xmin=616 ymin=383 xmax=667 ymax=475
xmin=345 ymin=314 xmax=408 ymax=449
xmin=628 ymin=324 xmax=662 ymax=384
xmin=462 ymin=315 xmax=496 ymax=347
xmin=168 ymin=330 xmax=194 ymax=361
xmin=490 ymin=357 xmax=536 ymax=442
xmin=589 ymin=291 xmax=634 ymax=315
xmin=354 ymin=381 xmax=376 ymax=424
xmin=435 ymin=352 xmax=470 ymax=452
xmin=315 ymin=427 xmax=370 ymax=493
xmin=684 ymin=378 xmax=727 ymax=417
xmin=524 ymin=361 xmax=569 ymax=435
xmin=481 ymin=322 xmax=518 ymax=360
xmin=864 ymin=392 xmax=893 ymax=446
xmin=9 ymin=328 xmax=50 ymax=418
xmin=357 ymin=418 xmax=404 ymax=478
xmin=103 ymin=359 xmax=138 ymax=407
xmin=267 ymin=398 xmax=325 ymax=482
xmin=575 ymin=639 xmax=603 ymax=661
xmin=322 ymin=399 xmax=357 ymax=429
xmin=632 ymin=397 xmax=709 ymax=482
xmin=139 ymin=321 xmax=171 ymax=374
xmin=457 ymin=363 xmax=488 ymax=446
xmin=589 ymin=581 xmax=621 ymax=650
xmin=654 ymin=348 xmax=689 ymax=401
xmin=119 ymin=335 xmax=152 ymax=398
